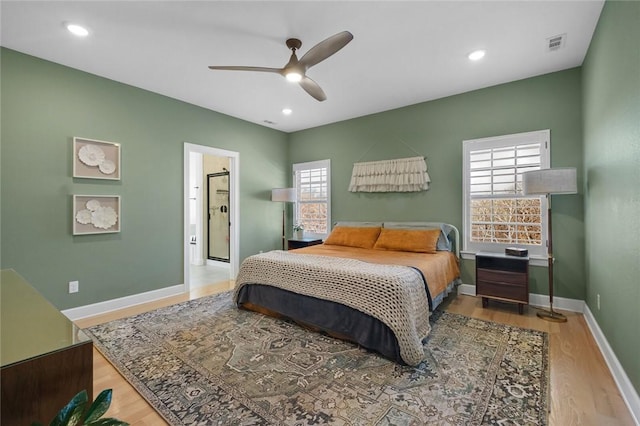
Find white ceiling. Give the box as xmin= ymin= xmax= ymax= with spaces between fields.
xmin=1 ymin=1 xmax=604 ymax=133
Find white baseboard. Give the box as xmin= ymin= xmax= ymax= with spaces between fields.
xmin=457 ymin=283 xmax=584 ymax=312
xmin=583 ymin=305 xmax=640 ymax=425
xmin=528 ymin=293 xmax=585 ymax=313
xmin=458 ymin=283 xmax=639 ymax=424
xmin=61 ymin=284 xmax=185 ymax=321
xmin=457 ymin=283 xmax=476 ymax=296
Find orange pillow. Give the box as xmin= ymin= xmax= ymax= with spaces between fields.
xmin=324 ymin=226 xmax=382 ymax=249
xmin=373 ymin=228 xmax=441 ymax=253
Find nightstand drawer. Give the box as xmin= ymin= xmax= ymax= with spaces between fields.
xmin=476 ymin=268 xmax=527 ymax=286
xmin=477 ymin=280 xmax=528 ymax=302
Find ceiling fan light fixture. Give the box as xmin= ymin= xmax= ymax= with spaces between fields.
xmin=208 ymin=31 xmax=353 ymax=102
xmin=468 ymin=49 xmax=486 ymax=61
xmin=285 ymin=72 xmax=302 ymax=82
xmin=66 ymin=23 xmax=89 ymax=37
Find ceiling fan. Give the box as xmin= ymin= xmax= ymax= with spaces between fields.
xmin=209 ymin=31 xmax=353 ymax=102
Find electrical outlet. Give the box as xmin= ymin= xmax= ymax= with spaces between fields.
xmin=597 ymin=294 xmax=600 ymax=310
xmin=69 ymin=280 xmax=79 ymax=293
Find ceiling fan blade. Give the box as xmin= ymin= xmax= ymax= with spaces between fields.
xmin=299 ymin=76 xmax=327 ymax=102
xmin=299 ymin=31 xmax=353 ymax=70
xmin=208 ymin=66 xmax=283 ymax=74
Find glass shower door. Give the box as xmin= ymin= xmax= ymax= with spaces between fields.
xmin=207 ymin=171 xmax=230 ymax=262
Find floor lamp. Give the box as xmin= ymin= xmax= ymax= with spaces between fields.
xmin=522 ymin=167 xmax=577 ymax=323
xmin=271 ymin=188 xmax=296 ymax=250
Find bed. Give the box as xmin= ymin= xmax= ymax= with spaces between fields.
xmin=234 ymin=222 xmax=461 ymax=366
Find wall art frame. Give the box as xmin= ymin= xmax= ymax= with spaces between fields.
xmin=73 ymin=195 xmax=121 ymax=235
xmin=73 ymin=137 xmax=121 ymax=180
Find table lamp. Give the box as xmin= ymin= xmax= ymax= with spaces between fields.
xmin=271 ymin=188 xmax=296 ymax=250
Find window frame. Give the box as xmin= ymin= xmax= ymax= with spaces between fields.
xmin=293 ymin=159 xmax=331 ymax=240
xmin=462 ymin=130 xmax=550 ymax=265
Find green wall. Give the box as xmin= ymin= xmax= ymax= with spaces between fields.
xmin=289 ymin=69 xmax=585 ymax=299
xmin=1 ymin=48 xmax=289 ymax=309
xmin=582 ymin=1 xmax=640 ymax=392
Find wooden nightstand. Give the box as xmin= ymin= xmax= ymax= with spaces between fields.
xmin=288 ymin=238 xmax=322 ymax=250
xmin=475 ymin=252 xmax=529 ymax=314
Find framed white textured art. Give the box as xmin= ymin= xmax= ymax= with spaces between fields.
xmin=73 ymin=195 xmax=121 ymax=235
xmin=73 ymin=137 xmax=121 ymax=180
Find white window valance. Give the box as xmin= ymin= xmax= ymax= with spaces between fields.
xmin=348 ymin=156 xmax=430 ymax=192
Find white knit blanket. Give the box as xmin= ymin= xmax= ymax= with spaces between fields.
xmin=234 ymin=250 xmax=431 ymax=365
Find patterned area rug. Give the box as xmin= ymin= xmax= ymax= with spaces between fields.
xmin=85 ymin=292 xmax=549 ymax=425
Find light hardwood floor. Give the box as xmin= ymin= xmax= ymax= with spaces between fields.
xmin=75 ymin=283 xmax=636 ymax=426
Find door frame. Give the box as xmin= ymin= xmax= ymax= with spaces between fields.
xmin=183 ymin=142 xmax=239 ymax=292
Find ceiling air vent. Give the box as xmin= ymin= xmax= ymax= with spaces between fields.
xmin=547 ymin=34 xmax=566 ymax=52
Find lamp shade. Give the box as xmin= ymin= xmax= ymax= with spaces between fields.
xmin=271 ymin=187 xmax=296 ymax=202
xmin=522 ymin=168 xmax=577 ymax=195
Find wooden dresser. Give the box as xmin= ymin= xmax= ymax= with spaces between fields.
xmin=1 ymin=269 xmax=93 ymax=425
xmin=475 ymin=252 xmax=529 ymax=314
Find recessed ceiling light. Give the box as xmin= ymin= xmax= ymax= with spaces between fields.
xmin=282 ymin=108 xmax=292 ymax=115
xmin=66 ymin=23 xmax=89 ymax=37
xmin=468 ymin=50 xmax=486 ymax=61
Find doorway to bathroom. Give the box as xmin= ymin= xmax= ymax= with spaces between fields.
xmin=183 ymin=143 xmax=239 ymax=292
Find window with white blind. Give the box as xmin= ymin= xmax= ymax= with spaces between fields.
xmin=462 ymin=130 xmax=550 ymax=259
xmin=293 ymin=159 xmax=331 ymax=239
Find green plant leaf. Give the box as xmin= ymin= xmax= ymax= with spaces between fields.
xmin=85 ymin=418 xmax=130 ymax=426
xmin=49 ymin=390 xmax=88 ymax=426
xmin=83 ymin=389 xmax=112 ymax=423
xmin=66 ymin=404 xmax=88 ymax=426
